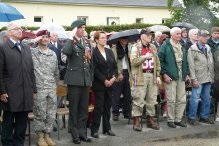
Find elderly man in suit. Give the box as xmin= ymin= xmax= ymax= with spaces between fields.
xmin=0 ymin=22 xmax=37 ymax=146
xmin=62 ymin=20 xmax=93 ymax=144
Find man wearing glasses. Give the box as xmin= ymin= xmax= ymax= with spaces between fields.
xmin=0 ymin=22 xmax=36 ymax=146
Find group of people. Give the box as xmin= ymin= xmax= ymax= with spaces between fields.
xmin=0 ymin=19 xmax=218 ymax=146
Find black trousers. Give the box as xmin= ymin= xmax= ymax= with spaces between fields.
xmin=1 ymin=111 xmax=28 ymax=146
xmin=112 ymin=70 xmax=131 ymax=115
xmin=90 ymin=89 xmax=112 ymax=133
xmin=67 ymin=85 xmax=89 ymax=139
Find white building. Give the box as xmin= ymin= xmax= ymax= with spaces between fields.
xmin=2 ymin=0 xmax=181 ymax=26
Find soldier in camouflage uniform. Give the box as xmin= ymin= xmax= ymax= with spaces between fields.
xmin=31 ymin=30 xmax=59 ymax=146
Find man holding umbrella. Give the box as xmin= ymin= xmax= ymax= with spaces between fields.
xmin=130 ymin=28 xmax=161 ymax=131
xmin=111 ymin=37 xmax=132 ymax=121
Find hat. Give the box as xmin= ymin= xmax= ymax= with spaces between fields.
xmin=140 ymin=28 xmax=154 ymax=35
xmin=36 ymin=30 xmax=49 ymax=37
xmin=198 ymin=30 xmax=210 ymax=37
xmin=71 ymin=20 xmax=86 ymax=29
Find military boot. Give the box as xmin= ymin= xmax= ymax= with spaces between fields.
xmin=37 ymin=132 xmax=48 ymax=146
xmin=133 ymin=116 xmax=142 ymax=131
xmin=44 ymin=133 xmax=56 ymax=146
xmin=146 ymin=115 xmax=160 ymax=130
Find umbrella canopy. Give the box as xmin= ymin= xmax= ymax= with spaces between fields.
xmin=107 ymin=29 xmax=140 ymax=45
xmin=149 ymin=25 xmax=170 ymax=32
xmin=0 ymin=2 xmax=24 ymax=22
xmin=38 ymin=22 xmax=68 ymax=39
xmin=170 ymin=22 xmax=198 ymax=29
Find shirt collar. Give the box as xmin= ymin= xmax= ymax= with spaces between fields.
xmin=197 ymin=41 xmax=206 ymax=50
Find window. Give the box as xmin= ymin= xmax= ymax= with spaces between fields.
xmin=77 ymin=16 xmax=88 ymax=25
xmin=136 ymin=18 xmax=143 ymax=23
xmin=162 ymin=18 xmax=169 ymax=24
xmin=107 ymin=17 xmax=120 ymax=25
xmin=34 ymin=16 xmax=43 ymax=22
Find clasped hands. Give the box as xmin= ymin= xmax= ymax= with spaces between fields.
xmin=0 ymin=93 xmax=8 ymax=103
xmin=104 ymin=76 xmax=116 ymax=87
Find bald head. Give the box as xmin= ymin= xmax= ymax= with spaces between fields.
xmin=7 ymin=22 xmax=23 ymax=41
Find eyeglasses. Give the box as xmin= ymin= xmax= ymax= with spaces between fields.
xmin=8 ymin=27 xmax=23 ymax=31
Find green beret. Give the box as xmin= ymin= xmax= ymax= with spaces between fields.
xmin=71 ymin=20 xmax=86 ymax=29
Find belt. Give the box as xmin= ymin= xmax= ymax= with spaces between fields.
xmin=143 ymin=70 xmax=153 ymax=73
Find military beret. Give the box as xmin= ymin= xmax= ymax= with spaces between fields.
xmin=36 ymin=30 xmax=49 ymax=37
xmin=71 ymin=20 xmax=86 ymax=29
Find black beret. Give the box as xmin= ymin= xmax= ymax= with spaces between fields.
xmin=71 ymin=20 xmax=86 ymax=29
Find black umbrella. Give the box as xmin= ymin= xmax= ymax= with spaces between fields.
xmin=170 ymin=22 xmax=198 ymax=29
xmin=107 ymin=29 xmax=140 ymax=45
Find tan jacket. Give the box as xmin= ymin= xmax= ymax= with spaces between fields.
xmin=187 ymin=43 xmax=214 ymax=84
xmin=111 ymin=45 xmax=131 ymax=74
xmin=112 ymin=45 xmax=132 ymax=84
xmin=130 ymin=41 xmax=161 ymax=86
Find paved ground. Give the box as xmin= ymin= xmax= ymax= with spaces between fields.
xmin=23 ymin=115 xmax=219 ymax=146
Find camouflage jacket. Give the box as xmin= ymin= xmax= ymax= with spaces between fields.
xmin=31 ymin=46 xmax=59 ymax=90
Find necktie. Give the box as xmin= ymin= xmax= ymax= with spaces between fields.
xmin=79 ymin=39 xmax=82 ymax=45
xmin=15 ymin=42 xmax=21 ymax=51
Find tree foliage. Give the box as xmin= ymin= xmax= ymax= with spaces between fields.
xmin=167 ymin=0 xmax=219 ymax=29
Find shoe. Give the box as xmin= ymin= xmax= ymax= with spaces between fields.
xmin=174 ymin=121 xmax=187 ymax=127
xmin=167 ymin=122 xmax=176 ymax=128
xmin=188 ymin=119 xmax=196 ymax=126
xmin=79 ymin=136 xmax=92 ymax=142
xmin=163 ymin=111 xmax=168 ymax=118
xmin=73 ymin=138 xmax=81 ymax=144
xmin=103 ymin=130 xmax=115 ymax=136
xmin=215 ymin=117 xmax=219 ymax=122
xmin=199 ymin=118 xmax=214 ymax=124
xmin=123 ymin=113 xmax=131 ymax=119
xmin=91 ymin=132 xmax=99 ymax=138
xmin=53 ymin=126 xmax=57 ymax=132
xmin=146 ymin=116 xmax=160 ymax=130
xmin=113 ymin=114 xmax=119 ymax=121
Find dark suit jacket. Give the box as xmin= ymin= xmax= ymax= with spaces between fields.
xmin=0 ymin=39 xmax=36 ymax=112
xmin=62 ymin=37 xmax=93 ymax=86
xmin=92 ymin=46 xmax=118 ymax=91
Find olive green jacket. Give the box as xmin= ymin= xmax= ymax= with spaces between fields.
xmin=62 ymin=38 xmax=93 ymax=86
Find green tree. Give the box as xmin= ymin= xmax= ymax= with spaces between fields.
xmin=167 ymin=0 xmax=219 ymax=29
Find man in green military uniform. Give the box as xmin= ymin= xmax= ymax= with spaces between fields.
xmin=62 ymin=20 xmax=93 ymax=144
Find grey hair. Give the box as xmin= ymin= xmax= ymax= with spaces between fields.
xmin=188 ymin=29 xmax=199 ymax=39
xmin=155 ymin=31 xmax=162 ymax=38
xmin=170 ymin=27 xmax=181 ymax=36
xmin=0 ymin=31 xmax=7 ymax=44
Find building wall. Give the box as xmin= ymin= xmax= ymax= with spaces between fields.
xmin=8 ymin=2 xmax=171 ymax=26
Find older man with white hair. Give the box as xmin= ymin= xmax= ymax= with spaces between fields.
xmin=158 ymin=27 xmax=190 ymax=128
xmin=153 ymin=31 xmax=162 ymax=49
xmin=183 ymin=29 xmax=199 ymax=53
xmin=0 ymin=22 xmax=37 ymax=146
